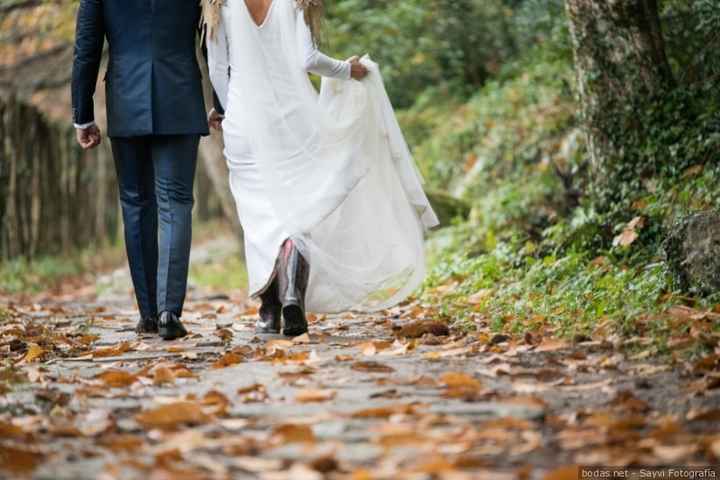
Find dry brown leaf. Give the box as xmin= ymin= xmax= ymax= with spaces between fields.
xmin=467 ymin=288 xmax=494 ymax=305
xmin=135 ymin=401 xmax=212 ymax=430
xmin=396 ymin=321 xmax=449 ymax=339
xmin=212 ymin=352 xmax=243 ymax=369
xmin=309 ymin=455 xmax=339 ymax=474
xmin=95 ymin=369 xmax=138 ymax=388
xmin=93 ymin=341 xmax=133 ymax=358
xmin=609 ymin=390 xmax=650 ymax=413
xmin=237 ymin=383 xmax=265 ymax=395
xmin=440 ymin=372 xmax=482 ymax=390
xmin=201 ymin=390 xmax=231 ymax=416
xmin=23 ymin=343 xmax=45 ymax=363
xmin=543 ymin=465 xmax=579 ymax=480
xmin=153 ymin=366 xmax=175 ymax=386
xmin=687 ymin=408 xmax=720 ymax=422
xmin=352 ymin=404 xmax=417 ymax=418
xmin=377 ymin=430 xmax=429 ymax=448
xmin=535 ymin=339 xmax=570 ymax=352
xmin=351 ymin=361 xmax=395 ymax=373
xmin=99 ymin=434 xmax=145 ymax=453
xmin=272 ymin=423 xmax=316 ymax=444
xmin=0 ymin=445 xmax=42 ymax=475
xmin=652 ymin=443 xmax=697 ymax=463
xmin=295 ymin=389 xmax=336 ymax=403
xmin=215 ymin=328 xmax=234 ymax=342
xmin=292 ymin=333 xmax=311 ymax=344
xmin=411 ymin=456 xmax=456 ymax=474
xmin=613 ymin=216 xmax=645 ymax=248
xmin=0 ymin=420 xmax=25 ymax=438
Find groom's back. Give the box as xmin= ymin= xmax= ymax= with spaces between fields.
xmin=103 ymin=0 xmax=200 ymax=61
xmin=100 ymin=0 xmax=208 ymax=137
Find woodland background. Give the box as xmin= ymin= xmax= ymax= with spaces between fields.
xmin=1 ymin=0 xmax=719 ymax=349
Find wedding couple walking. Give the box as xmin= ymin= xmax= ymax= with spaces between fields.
xmin=72 ymin=0 xmax=439 ymax=340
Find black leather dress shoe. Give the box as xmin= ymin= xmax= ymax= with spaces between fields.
xmin=135 ymin=315 xmax=159 ymax=334
xmin=256 ymin=279 xmax=281 ymax=334
xmin=278 ymin=242 xmax=310 ymax=337
xmin=158 ymin=311 xmax=188 ymax=341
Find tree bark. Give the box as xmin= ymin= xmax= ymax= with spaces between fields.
xmin=565 ymin=0 xmax=674 ymax=175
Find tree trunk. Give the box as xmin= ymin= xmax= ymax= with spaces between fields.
xmin=565 ymin=0 xmax=674 ymax=176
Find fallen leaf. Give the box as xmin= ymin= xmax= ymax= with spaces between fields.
xmin=687 ymin=408 xmax=720 ymax=422
xmin=295 ymin=389 xmax=336 ymax=403
xmin=467 ymin=288 xmax=494 ymax=305
xmin=535 ymin=339 xmax=569 ymax=352
xmin=543 ymin=465 xmax=579 ymax=480
xmin=0 ymin=445 xmax=42 ymax=475
xmin=272 ymin=424 xmax=316 ymax=444
xmin=613 ymin=217 xmax=645 ymax=248
xmin=153 ymin=366 xmax=175 ymax=386
xmin=352 ymin=404 xmax=418 ymax=418
xmin=99 ymin=434 xmax=145 ymax=453
xmin=93 ymin=341 xmax=133 ymax=358
xmin=213 ymin=352 xmax=243 ymax=369
xmin=95 ymin=369 xmax=138 ymax=388
xmin=292 ymin=333 xmax=311 ymax=344
xmin=351 ymin=361 xmax=395 ymax=373
xmin=135 ymin=401 xmax=212 ymax=430
xmin=440 ymin=372 xmax=482 ymax=390
xmin=609 ymin=390 xmax=650 ymax=413
xmin=396 ymin=321 xmax=449 ymax=339
xmin=22 ymin=343 xmax=45 ymax=363
xmin=201 ymin=390 xmax=231 ymax=416
xmin=0 ymin=420 xmax=25 ymax=438
xmin=653 ymin=444 xmax=697 ymax=462
xmin=309 ymin=455 xmax=339 ymax=474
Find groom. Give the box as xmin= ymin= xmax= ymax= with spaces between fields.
xmin=72 ymin=0 xmax=218 ymax=339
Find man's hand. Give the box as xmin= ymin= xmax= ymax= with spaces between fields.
xmin=348 ymin=56 xmax=368 ymax=80
xmin=208 ymin=109 xmax=224 ymax=131
xmin=76 ymin=124 xmax=102 ymax=150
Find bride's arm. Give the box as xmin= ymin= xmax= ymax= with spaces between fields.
xmin=296 ymin=9 xmax=351 ymax=79
xmin=206 ymin=15 xmax=230 ymax=115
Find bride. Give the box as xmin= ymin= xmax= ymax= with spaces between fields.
xmin=205 ymin=0 xmax=439 ymax=337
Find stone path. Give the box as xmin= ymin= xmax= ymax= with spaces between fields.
xmin=1 ymin=237 xmax=719 ymax=480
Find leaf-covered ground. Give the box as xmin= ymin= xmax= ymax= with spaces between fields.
xmin=1 ymin=237 xmax=719 ymax=480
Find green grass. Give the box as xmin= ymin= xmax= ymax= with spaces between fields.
xmin=406 ymin=45 xmax=718 ymax=355
xmin=0 ymin=238 xmax=129 ymax=295
xmin=189 ymin=253 xmax=248 ymax=292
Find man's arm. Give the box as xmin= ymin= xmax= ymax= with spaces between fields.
xmin=71 ymin=0 xmax=105 ymax=129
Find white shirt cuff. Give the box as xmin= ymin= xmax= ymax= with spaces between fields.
xmin=74 ymin=121 xmax=96 ymax=129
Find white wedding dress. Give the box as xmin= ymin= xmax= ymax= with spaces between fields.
xmin=207 ymin=0 xmax=439 ymax=313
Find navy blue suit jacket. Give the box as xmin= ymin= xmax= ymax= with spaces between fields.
xmin=71 ymin=0 xmax=211 ymax=137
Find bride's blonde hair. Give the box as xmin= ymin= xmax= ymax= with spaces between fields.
xmin=296 ymin=0 xmax=324 ymax=46
xmin=202 ymin=0 xmax=324 ymax=45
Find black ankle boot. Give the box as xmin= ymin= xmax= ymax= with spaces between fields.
xmin=136 ymin=315 xmax=158 ymax=334
xmin=158 ymin=311 xmax=188 ymax=340
xmin=256 ymin=278 xmax=281 ymax=334
xmin=278 ymin=242 xmax=310 ymax=337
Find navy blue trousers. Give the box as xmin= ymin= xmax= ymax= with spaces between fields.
xmin=111 ymin=135 xmax=199 ymax=319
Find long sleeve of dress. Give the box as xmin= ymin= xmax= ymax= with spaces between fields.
xmin=296 ymin=10 xmax=351 ymax=80
xmin=207 ymin=17 xmax=231 ymax=113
